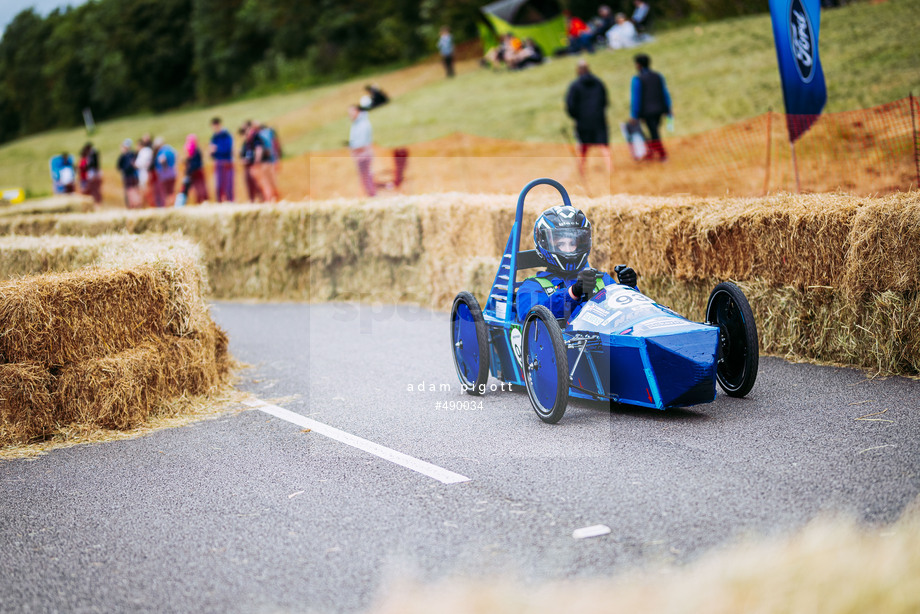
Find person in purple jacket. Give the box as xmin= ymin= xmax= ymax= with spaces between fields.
xmin=209 ymin=117 xmax=234 ymax=202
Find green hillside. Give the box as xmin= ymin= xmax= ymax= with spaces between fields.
xmin=1 ymin=0 xmax=917 ymax=197
xmin=347 ymin=0 xmax=919 ymax=151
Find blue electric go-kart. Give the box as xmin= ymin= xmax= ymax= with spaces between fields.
xmin=450 ymin=178 xmax=758 ymax=424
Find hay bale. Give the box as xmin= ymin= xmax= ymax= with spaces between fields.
xmin=0 ymin=233 xmax=231 ymax=446
xmin=844 ymin=195 xmax=920 ymax=295
xmin=0 ymin=191 xmax=917 ymax=374
xmin=54 ymin=325 xmax=229 ymax=431
xmin=652 ymin=194 xmax=860 ymax=286
xmin=0 ymin=263 xmax=208 ymax=366
xmin=54 ymin=344 xmax=163 ymax=429
xmin=0 ymin=195 xmax=89 ymax=218
xmin=0 ymin=235 xmax=108 ymax=279
xmin=160 ymin=325 xmax=229 ymax=395
xmin=640 ymin=276 xmax=920 ymax=375
xmin=0 ymin=234 xmax=213 ymax=366
xmin=0 ymin=363 xmax=55 ymax=444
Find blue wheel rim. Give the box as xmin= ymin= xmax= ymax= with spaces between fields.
xmin=452 ymin=302 xmax=480 ymax=386
xmin=526 ymin=317 xmax=559 ymax=411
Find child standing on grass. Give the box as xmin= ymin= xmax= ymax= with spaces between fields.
xmin=78 ymin=143 xmax=102 ymax=207
xmin=116 ymin=139 xmax=141 ymax=209
xmin=179 ymin=134 xmax=209 ymax=205
xmin=243 ymin=123 xmax=278 ymax=203
xmin=438 ymin=26 xmax=454 ymax=78
xmin=154 ymin=137 xmax=177 ymax=207
xmin=348 ymin=104 xmax=376 ymax=197
xmin=209 ymin=117 xmax=234 ymax=202
xmin=135 ymin=136 xmax=155 ymax=207
xmin=238 ymin=121 xmax=263 ymax=203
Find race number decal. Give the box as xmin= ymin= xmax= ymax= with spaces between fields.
xmin=510 ymin=326 xmax=523 ymax=366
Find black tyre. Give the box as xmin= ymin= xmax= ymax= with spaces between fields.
xmin=706 ymin=281 xmax=759 ymax=397
xmin=522 ymin=305 xmax=570 ymax=424
xmin=450 ymin=291 xmax=490 ymax=395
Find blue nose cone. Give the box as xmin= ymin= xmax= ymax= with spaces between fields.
xmin=644 ymin=325 xmax=719 ymax=407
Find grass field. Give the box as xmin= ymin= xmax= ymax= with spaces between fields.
xmin=0 ymin=0 xmax=917 ymax=198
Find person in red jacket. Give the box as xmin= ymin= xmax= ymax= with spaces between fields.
xmin=78 ymin=142 xmax=102 ymax=207
xmin=565 ymin=12 xmax=595 ymax=54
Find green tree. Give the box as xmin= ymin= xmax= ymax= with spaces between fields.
xmin=0 ymin=10 xmax=55 ymax=136
xmin=191 ymin=0 xmax=247 ymax=100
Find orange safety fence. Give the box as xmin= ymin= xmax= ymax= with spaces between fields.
xmin=7 ymin=97 xmax=916 ymax=206
xmin=300 ymin=96 xmax=920 ymax=200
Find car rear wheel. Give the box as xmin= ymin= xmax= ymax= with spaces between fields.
xmin=706 ymin=282 xmax=759 ymax=397
xmin=522 ymin=305 xmax=569 ymax=424
xmin=450 ymin=291 xmax=490 ymax=395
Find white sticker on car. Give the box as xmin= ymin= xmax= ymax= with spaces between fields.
xmin=580 ymin=312 xmax=605 ymax=326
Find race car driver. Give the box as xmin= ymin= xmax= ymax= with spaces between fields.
xmin=516 ymin=205 xmax=638 ymax=322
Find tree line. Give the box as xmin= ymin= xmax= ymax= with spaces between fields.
xmin=0 ymin=0 xmax=766 ymax=145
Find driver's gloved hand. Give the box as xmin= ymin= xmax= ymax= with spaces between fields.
xmin=614 ymin=264 xmax=637 ymax=288
xmin=573 ymin=268 xmax=597 ymax=299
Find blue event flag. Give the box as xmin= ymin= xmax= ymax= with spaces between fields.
xmin=769 ymin=0 xmax=827 ymax=142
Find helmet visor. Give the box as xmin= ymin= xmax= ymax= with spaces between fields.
xmin=539 ymin=227 xmax=591 ymax=257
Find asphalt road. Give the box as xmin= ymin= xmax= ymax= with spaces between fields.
xmin=2 ymin=302 xmax=918 ymax=613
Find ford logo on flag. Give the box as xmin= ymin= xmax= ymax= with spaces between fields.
xmin=788 ymin=0 xmax=816 ymax=82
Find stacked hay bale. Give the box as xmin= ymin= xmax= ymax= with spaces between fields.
xmin=0 ymin=191 xmax=916 ymax=375
xmin=572 ymin=193 xmax=919 ymax=374
xmin=0 ymin=195 xmax=90 ymax=218
xmin=0 ymin=235 xmax=230 ymax=446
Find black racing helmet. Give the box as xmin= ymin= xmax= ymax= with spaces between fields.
xmin=533 ymin=205 xmax=592 ymax=272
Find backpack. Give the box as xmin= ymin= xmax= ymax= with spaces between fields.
xmin=258 ymin=127 xmax=277 ymax=161
xmin=157 ymin=145 xmax=177 ymax=170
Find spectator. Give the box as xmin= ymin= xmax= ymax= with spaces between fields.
xmin=607 ymin=13 xmax=640 ymax=49
xmin=590 ymin=5 xmax=616 ymax=44
xmin=631 ymin=53 xmax=672 ymax=161
xmin=565 ymin=60 xmax=612 ymax=175
xmin=78 ymin=142 xmax=102 ymax=206
xmin=240 ymin=123 xmax=276 ymax=203
xmin=116 ymin=139 xmax=141 ymax=209
xmin=438 ymin=26 xmax=455 ymax=78
xmin=135 ymin=135 xmax=154 ymax=207
xmin=348 ymin=104 xmax=376 ymax=197
xmin=508 ymin=38 xmax=544 ymax=70
xmin=58 ymin=153 xmax=76 ymax=194
xmin=565 ymin=12 xmax=594 ymax=54
xmin=632 ymin=0 xmax=650 ymax=32
xmin=154 ymin=137 xmax=178 ymax=207
xmin=238 ymin=121 xmax=263 ymax=202
xmin=50 ymin=153 xmax=75 ymax=194
xmin=210 ymin=117 xmax=235 ymax=203
xmin=181 ymin=134 xmax=209 ymax=204
xmin=257 ymin=122 xmax=281 ymax=201
xmin=360 ymin=84 xmax=390 ymax=111
xmin=482 ymin=33 xmax=521 ymax=69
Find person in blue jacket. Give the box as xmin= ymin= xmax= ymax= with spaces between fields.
xmin=517 ymin=205 xmax=638 ymax=323
xmin=210 ymin=117 xmax=235 ymax=202
xmin=630 ymin=53 xmax=672 ymax=161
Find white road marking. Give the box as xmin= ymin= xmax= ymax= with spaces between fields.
xmin=572 ymin=524 xmax=611 ymax=539
xmin=243 ymin=398 xmax=471 ymax=484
